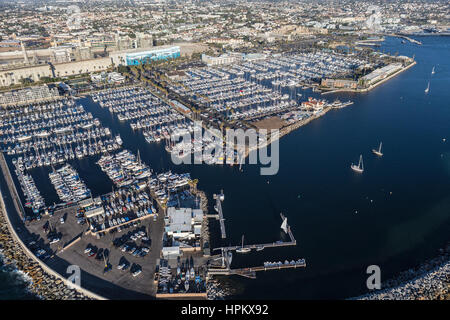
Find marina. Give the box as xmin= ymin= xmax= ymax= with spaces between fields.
xmin=92 ymin=87 xmax=190 ymax=144
xmin=0 ymin=34 xmax=448 ymax=301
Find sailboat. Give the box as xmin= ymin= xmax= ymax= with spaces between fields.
xmin=372 ymin=142 xmax=383 ymax=157
xmin=351 ymin=155 xmax=364 ymax=173
xmin=281 ymin=217 xmax=288 ymax=234
xmin=425 ymin=81 xmax=430 ymax=94
xmin=431 ymin=66 xmax=435 ymax=75
xmin=236 ymin=235 xmax=251 ymax=254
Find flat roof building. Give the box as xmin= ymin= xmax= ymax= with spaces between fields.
xmin=164 ymin=207 xmax=203 ymax=240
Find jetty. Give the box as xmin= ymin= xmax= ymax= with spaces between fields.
xmin=392 ymin=34 xmax=423 ymax=45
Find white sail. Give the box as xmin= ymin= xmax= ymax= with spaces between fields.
xmin=425 ymin=81 xmax=430 ymax=93
xmin=431 ymin=66 xmax=435 ymax=75
xmin=281 ymin=218 xmax=288 ymax=233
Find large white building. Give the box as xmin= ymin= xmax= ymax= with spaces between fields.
xmin=164 ymin=207 xmax=203 ymax=240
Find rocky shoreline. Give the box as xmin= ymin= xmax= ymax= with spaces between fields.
xmin=0 ymin=207 xmax=92 ymax=300
xmin=354 ymin=243 xmax=450 ymax=300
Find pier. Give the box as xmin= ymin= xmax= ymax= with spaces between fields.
xmin=208 ymin=261 xmax=307 ymax=279
xmin=213 ymin=212 xmax=296 ymax=253
xmin=392 ymin=34 xmax=423 ymax=45
xmin=207 ymin=212 xmax=303 ymax=279
xmin=213 ymin=191 xmax=226 ymax=239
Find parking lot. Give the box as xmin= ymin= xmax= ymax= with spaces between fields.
xmin=24 ymin=203 xmax=165 ymax=298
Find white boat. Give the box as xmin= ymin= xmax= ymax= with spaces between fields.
xmin=228 ymin=251 xmax=233 ymax=264
xmin=281 ymin=217 xmax=288 ymax=234
xmin=431 ymin=66 xmax=435 ymax=75
xmin=236 ymin=235 xmax=251 ymax=254
xmin=372 ymin=142 xmax=383 ymax=157
xmin=351 ymin=155 xmax=364 ymax=173
xmin=425 ymin=81 xmax=430 ymax=94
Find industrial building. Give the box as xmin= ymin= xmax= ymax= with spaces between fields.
xmin=360 ymin=63 xmax=403 ymax=86
xmin=120 ymin=46 xmax=181 ymax=66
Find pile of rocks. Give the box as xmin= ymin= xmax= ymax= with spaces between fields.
xmin=356 ymin=244 xmax=450 ymax=300
xmin=0 ymin=208 xmax=92 ymax=300
xmin=206 ymin=279 xmax=228 ymax=300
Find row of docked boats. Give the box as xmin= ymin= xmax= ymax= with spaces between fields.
xmin=171 ymin=68 xmax=297 ymax=120
xmin=4 ymin=127 xmax=113 ymax=155
xmin=97 ymin=149 xmax=151 ymax=187
xmin=157 ymin=260 xmax=206 ymax=295
xmin=14 ymin=163 xmax=45 ymax=212
xmin=92 ymin=87 xmax=189 ymax=141
xmin=49 ymin=163 xmax=91 ymax=203
xmin=10 ymin=135 xmax=122 ymax=169
xmin=0 ymin=99 xmax=77 ymax=126
xmin=143 ymin=122 xmax=194 ymax=144
xmin=149 ymin=171 xmax=191 ymax=202
xmin=88 ymin=184 xmax=156 ymax=233
xmin=263 ymin=259 xmax=306 ymax=268
xmin=92 ymin=87 xmax=149 ymax=105
xmin=167 ymin=132 xmax=238 ymax=165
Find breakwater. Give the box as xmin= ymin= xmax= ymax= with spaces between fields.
xmin=0 ymin=197 xmax=91 ymax=299
xmin=354 ymin=244 xmax=449 ymax=300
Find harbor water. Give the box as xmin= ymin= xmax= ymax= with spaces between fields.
xmin=1 ymin=36 xmax=449 ymax=299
